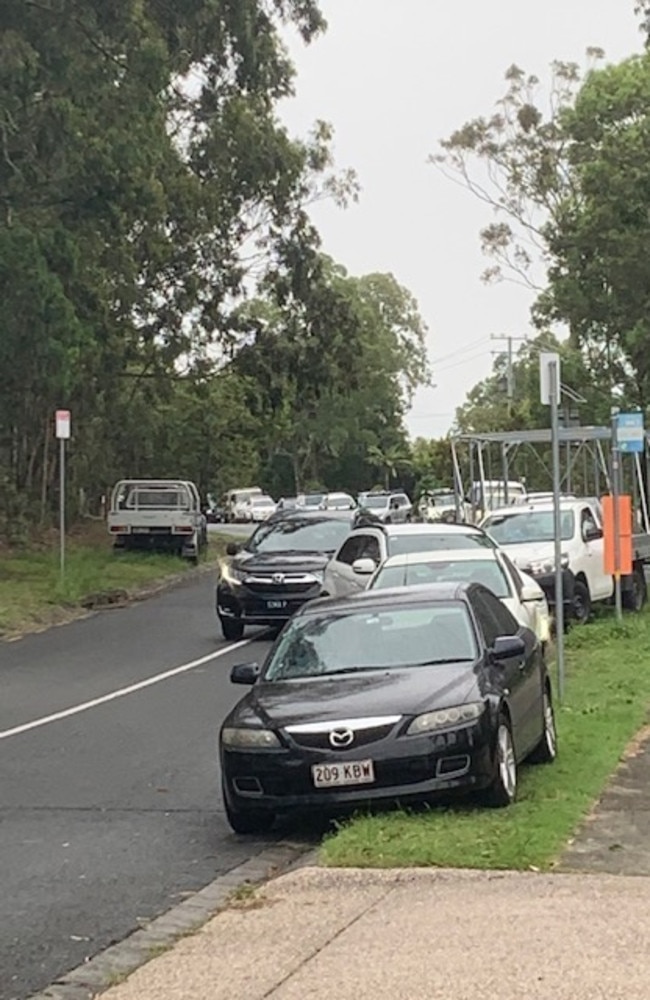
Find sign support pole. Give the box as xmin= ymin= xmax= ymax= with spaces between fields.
xmin=59 ymin=436 xmax=66 ymax=581
xmin=549 ymin=361 xmax=565 ymax=701
xmin=611 ymin=409 xmax=623 ymax=622
xmin=55 ymin=410 xmax=71 ymax=582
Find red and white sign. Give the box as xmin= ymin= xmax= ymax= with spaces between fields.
xmin=55 ymin=409 xmax=71 ymax=440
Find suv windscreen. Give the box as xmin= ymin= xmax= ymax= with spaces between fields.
xmin=246 ymin=517 xmax=352 ymax=554
xmin=302 ymin=494 xmax=324 ymax=507
xmin=483 ymin=510 xmax=574 ymax=544
xmin=388 ymin=532 xmax=495 ymax=557
xmin=362 ymin=495 xmax=390 ymax=510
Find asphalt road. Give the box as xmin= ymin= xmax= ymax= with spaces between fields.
xmin=0 ymin=572 xmax=280 ymax=1000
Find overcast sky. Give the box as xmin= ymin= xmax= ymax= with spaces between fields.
xmin=280 ymin=1 xmax=642 ymax=439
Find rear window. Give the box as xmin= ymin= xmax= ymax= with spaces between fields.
xmin=388 ymin=532 xmax=495 ymax=556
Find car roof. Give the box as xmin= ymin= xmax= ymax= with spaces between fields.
xmin=352 ymin=521 xmax=485 ymax=536
xmin=299 ymin=581 xmax=474 ymax=617
xmin=483 ymin=500 xmax=581 ymax=518
xmin=264 ymin=508 xmax=358 ymax=523
xmin=380 ymin=548 xmax=501 ymax=568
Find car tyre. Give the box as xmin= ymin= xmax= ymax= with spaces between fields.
xmin=483 ymin=713 xmax=517 ymax=808
xmin=528 ymin=687 xmax=557 ymax=764
xmin=223 ymin=784 xmax=275 ymax=835
xmin=220 ymin=616 xmax=244 ymax=641
xmin=572 ymin=580 xmax=591 ymax=624
xmin=623 ymin=568 xmax=647 ymax=613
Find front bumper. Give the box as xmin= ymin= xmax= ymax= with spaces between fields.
xmin=530 ymin=568 xmax=575 ymax=611
xmin=216 ymin=579 xmax=322 ymax=626
xmin=221 ymin=722 xmax=494 ymax=815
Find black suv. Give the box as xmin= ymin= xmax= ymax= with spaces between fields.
xmin=216 ymin=509 xmax=374 ymax=640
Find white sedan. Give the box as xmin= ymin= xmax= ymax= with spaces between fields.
xmin=367 ymin=548 xmax=551 ymax=645
xmin=245 ymin=496 xmax=277 ymax=522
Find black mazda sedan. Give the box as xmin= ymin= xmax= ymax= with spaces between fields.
xmin=219 ymin=582 xmax=557 ymax=833
xmin=216 ymin=509 xmax=368 ymax=640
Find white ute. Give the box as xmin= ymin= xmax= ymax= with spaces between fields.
xmin=108 ymin=479 xmax=207 ymax=562
xmin=480 ymin=498 xmax=649 ymax=623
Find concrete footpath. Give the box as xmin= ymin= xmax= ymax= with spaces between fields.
xmin=98 ymin=866 xmax=650 ymax=1000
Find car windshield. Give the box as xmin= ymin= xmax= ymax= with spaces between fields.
xmin=388 ymin=532 xmax=495 ymax=556
xmin=303 ymin=495 xmax=324 ymax=507
xmin=372 ymin=558 xmax=511 ymax=598
xmin=483 ymin=510 xmax=575 ymax=544
xmin=246 ymin=517 xmax=351 ymax=554
xmin=264 ymin=604 xmax=478 ymax=680
xmin=363 ymin=495 xmax=390 ymax=509
xmin=252 ymin=497 xmax=273 ymax=507
xmin=431 ymin=494 xmax=455 ymax=507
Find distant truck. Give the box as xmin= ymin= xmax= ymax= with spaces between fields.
xmin=108 ymin=479 xmax=207 ymax=562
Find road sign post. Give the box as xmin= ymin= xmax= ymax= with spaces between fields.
xmin=539 ymin=353 xmax=564 ymax=701
xmin=609 ymin=411 xmax=644 ymax=621
xmin=55 ymin=410 xmax=71 ymax=580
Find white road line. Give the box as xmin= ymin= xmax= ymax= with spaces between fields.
xmin=0 ymin=639 xmax=253 ymax=742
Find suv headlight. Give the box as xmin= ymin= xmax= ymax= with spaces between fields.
xmin=221 ymin=728 xmax=280 ymax=748
xmin=221 ymin=563 xmax=247 ymax=584
xmin=526 ymin=553 xmax=569 ymax=576
xmin=406 ymin=702 xmax=484 ymax=735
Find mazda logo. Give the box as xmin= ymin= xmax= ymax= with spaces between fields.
xmin=329 ymin=728 xmax=355 ymax=748
xmin=272 ymin=573 xmax=285 ymax=584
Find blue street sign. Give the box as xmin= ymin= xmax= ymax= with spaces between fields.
xmin=616 ymin=412 xmax=645 ymax=453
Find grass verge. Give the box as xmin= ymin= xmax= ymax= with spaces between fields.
xmin=320 ymin=613 xmax=650 ymax=871
xmin=0 ymin=524 xmax=234 ymax=639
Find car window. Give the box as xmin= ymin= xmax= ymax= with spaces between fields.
xmin=336 ymin=537 xmax=364 ymax=565
xmin=388 ymin=532 xmax=495 ymax=556
xmin=471 ymin=589 xmax=519 ymax=646
xmin=358 ymin=535 xmax=381 ymax=562
xmin=581 ymin=508 xmax=598 ymax=538
xmin=247 ymin=517 xmax=351 ymax=554
xmin=264 ymin=602 xmax=478 ymax=680
xmin=362 ymin=495 xmax=390 ymax=510
xmin=388 ymin=558 xmax=510 ymax=596
xmin=500 ymin=552 xmax=523 ymax=598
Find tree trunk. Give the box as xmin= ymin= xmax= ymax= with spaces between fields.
xmin=40 ymin=416 xmax=50 ymax=524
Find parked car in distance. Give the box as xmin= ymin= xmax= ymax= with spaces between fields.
xmin=368 ymin=549 xmax=550 ymax=646
xmin=296 ymin=492 xmax=325 ymax=510
xmin=321 ymin=492 xmax=356 ymax=510
xmin=418 ymin=489 xmax=465 ymax=523
xmin=276 ymin=497 xmax=299 ymax=512
xmin=216 ymin=509 xmax=361 ymax=640
xmin=242 ymin=495 xmax=277 ymax=522
xmin=359 ymin=491 xmax=412 ymax=523
xmin=224 ymin=487 xmax=264 ymax=522
xmin=220 ymin=582 xmax=556 ymax=833
xmin=322 ymin=521 xmax=498 ymax=600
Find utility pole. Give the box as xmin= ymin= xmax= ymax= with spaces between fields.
xmin=490 ymin=335 xmax=528 ymax=414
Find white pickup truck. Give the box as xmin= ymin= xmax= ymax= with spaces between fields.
xmin=108 ymin=479 xmax=207 ymax=562
xmin=480 ymin=498 xmax=650 ymax=623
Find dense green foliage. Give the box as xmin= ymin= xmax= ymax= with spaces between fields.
xmin=436 ymin=29 xmax=650 ymax=443
xmin=0 ymin=0 xmax=431 ymax=541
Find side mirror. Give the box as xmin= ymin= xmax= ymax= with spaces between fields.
xmin=491 ymin=635 xmax=526 ymax=661
xmin=520 ymin=583 xmax=543 ymax=603
xmin=352 ymin=557 xmax=377 ymax=575
xmin=584 ymin=526 xmax=603 ymax=542
xmin=226 ymin=542 xmax=240 ymax=556
xmin=230 ymin=662 xmax=260 ymax=685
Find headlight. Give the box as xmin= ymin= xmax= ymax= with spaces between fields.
xmin=526 ymin=553 xmax=569 ymax=576
xmin=220 ymin=562 xmax=247 ymax=584
xmin=406 ymin=702 xmax=485 ymax=736
xmin=221 ymin=727 xmax=280 ymax=748
xmin=307 ymin=570 xmax=324 ymax=585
